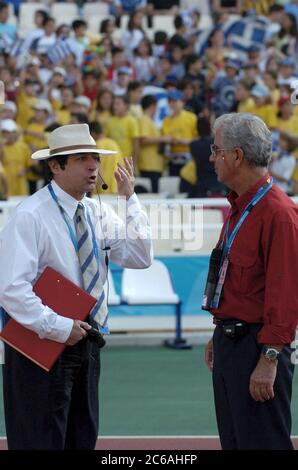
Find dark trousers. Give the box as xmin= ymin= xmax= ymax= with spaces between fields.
xmin=212 ymin=324 xmax=294 ymax=450
xmin=140 ymin=171 xmax=161 ymax=193
xmin=2 ymin=337 xmax=100 ymax=450
xmin=168 ymin=162 xmax=185 ymax=177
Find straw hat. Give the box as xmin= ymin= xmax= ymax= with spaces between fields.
xmin=31 ymin=124 xmax=117 ymax=160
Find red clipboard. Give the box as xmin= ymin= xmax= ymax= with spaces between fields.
xmin=0 ymin=267 xmax=97 ymax=371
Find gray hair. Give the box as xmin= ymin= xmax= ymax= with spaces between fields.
xmin=213 ymin=113 xmax=272 ymax=167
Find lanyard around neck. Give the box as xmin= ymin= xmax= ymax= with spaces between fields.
xmin=48 ymin=183 xmax=99 ymax=263
xmin=221 ymin=178 xmax=273 ymax=257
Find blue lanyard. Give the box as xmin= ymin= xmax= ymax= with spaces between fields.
xmin=221 ymin=178 xmax=273 ymax=258
xmin=48 ymin=183 xmax=99 ymax=264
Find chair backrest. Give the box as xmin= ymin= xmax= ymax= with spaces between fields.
xmin=152 ymin=15 xmax=175 ymax=36
xmin=83 ymin=2 xmax=109 ymax=19
xmin=158 ymin=176 xmax=180 ymax=197
xmin=107 ymin=269 xmax=121 ymax=305
xmin=51 ymin=3 xmax=79 ymax=24
xmin=87 ymin=14 xmax=107 ymax=34
xmin=180 ymin=0 xmax=211 ymax=15
xmin=134 ymin=177 xmax=152 ymax=193
xmin=19 ymin=2 xmax=46 ymax=36
xmin=121 ymin=260 xmax=179 ymax=304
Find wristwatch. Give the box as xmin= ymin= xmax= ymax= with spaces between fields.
xmin=262 ymin=346 xmax=280 ymax=361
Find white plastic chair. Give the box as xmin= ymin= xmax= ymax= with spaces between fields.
xmin=121 ymin=260 xmax=190 ymax=348
xmin=18 ymin=2 xmax=46 ymax=36
xmin=121 ymin=259 xmax=179 ymax=305
xmin=88 ymin=14 xmax=107 ymax=34
xmin=152 ymin=15 xmax=175 ymax=36
xmin=83 ymin=2 xmax=109 ymax=19
xmin=158 ymin=176 xmax=180 ymax=197
xmin=134 ymin=177 xmax=152 ymax=193
xmin=51 ymin=3 xmax=79 ymax=25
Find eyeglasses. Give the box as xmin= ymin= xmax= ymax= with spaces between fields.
xmin=210 ymin=144 xmax=226 ymax=156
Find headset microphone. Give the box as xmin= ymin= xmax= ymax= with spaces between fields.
xmin=97 ymin=173 xmax=109 ymax=190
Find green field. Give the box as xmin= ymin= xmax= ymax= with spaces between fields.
xmin=1 ymin=346 xmax=297 ymax=436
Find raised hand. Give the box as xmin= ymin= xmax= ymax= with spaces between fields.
xmin=115 ymin=157 xmax=135 ymax=199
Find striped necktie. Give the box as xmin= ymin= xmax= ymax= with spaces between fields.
xmin=75 ymin=203 xmax=108 ymax=329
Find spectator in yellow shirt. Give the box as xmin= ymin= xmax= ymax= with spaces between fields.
xmin=250 ymin=83 xmax=278 ymax=129
xmin=128 ymin=81 xmax=143 ymax=119
xmin=139 ymin=95 xmax=171 ymax=192
xmin=235 ymin=78 xmax=255 ymax=113
xmin=276 ymin=95 xmax=298 ymax=136
xmin=89 ymin=121 xmax=123 ymax=194
xmin=0 ymin=161 xmax=8 ymax=200
xmin=0 ymin=120 xmax=31 ymax=196
xmin=161 ymin=89 xmax=197 ymax=176
xmin=54 ymin=86 xmax=74 ymax=126
xmin=105 ymin=95 xmax=140 ymax=164
xmin=24 ymin=99 xmax=52 ymax=194
xmin=263 ymin=71 xmax=280 ymax=105
xmin=93 ymin=90 xmax=113 ymax=133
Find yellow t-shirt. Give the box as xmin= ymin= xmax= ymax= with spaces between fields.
xmin=249 ymin=104 xmax=278 ymax=129
xmin=23 ymin=122 xmax=47 ymax=183
xmin=16 ymin=90 xmax=38 ymax=129
xmin=2 ymin=140 xmax=31 ymax=196
xmin=24 ymin=122 xmax=48 ymax=150
xmin=162 ymin=110 xmax=197 ymax=154
xmin=0 ymin=161 xmax=7 ymax=197
xmin=129 ymin=104 xmax=143 ymax=120
xmin=92 ymin=110 xmax=112 ymax=133
xmin=138 ymin=114 xmax=164 ymax=173
xmin=270 ymin=89 xmax=280 ymax=106
xmin=242 ymin=0 xmax=272 ymax=15
xmin=277 ymin=116 xmax=298 ymax=136
xmin=180 ymin=159 xmax=197 ymax=185
xmin=96 ymin=137 xmax=123 ymax=194
xmin=105 ymin=114 xmax=139 ymax=157
xmin=238 ymin=98 xmax=255 ymax=113
xmin=55 ymin=108 xmax=71 ymax=125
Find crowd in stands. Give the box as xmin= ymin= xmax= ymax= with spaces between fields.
xmin=0 ymin=0 xmax=298 ymax=201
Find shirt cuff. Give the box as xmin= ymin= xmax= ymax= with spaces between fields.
xmin=127 ymin=193 xmax=141 ymax=208
xmin=257 ymin=324 xmax=296 ymax=345
xmin=38 ymin=306 xmax=74 ymax=343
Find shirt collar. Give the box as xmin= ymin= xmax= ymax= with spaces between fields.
xmin=51 ymin=180 xmax=84 ymax=220
xmin=227 ymin=173 xmax=270 ymax=213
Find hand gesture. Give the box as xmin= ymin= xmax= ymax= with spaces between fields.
xmin=115 ymin=157 xmax=135 ymax=199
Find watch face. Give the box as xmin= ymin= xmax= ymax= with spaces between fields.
xmin=266 ymin=348 xmax=279 ymax=360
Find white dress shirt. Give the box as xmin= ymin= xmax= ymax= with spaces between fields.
xmin=0 ymin=180 xmax=152 ymax=343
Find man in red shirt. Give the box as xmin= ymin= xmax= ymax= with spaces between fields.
xmin=204 ymin=112 xmax=298 ymax=450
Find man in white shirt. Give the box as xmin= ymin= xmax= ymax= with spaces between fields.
xmin=0 ymin=123 xmax=153 ymax=450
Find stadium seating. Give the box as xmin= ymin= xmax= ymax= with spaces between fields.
xmin=51 ymin=3 xmax=79 ymax=24
xmin=158 ymin=176 xmax=180 ymax=197
xmin=121 ymin=259 xmax=180 ymax=305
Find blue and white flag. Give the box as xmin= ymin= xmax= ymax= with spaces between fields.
xmin=10 ymin=38 xmax=25 ymax=57
xmin=0 ymin=33 xmax=12 ymax=53
xmin=47 ymin=39 xmax=73 ymax=64
xmin=222 ymin=15 xmax=269 ymax=53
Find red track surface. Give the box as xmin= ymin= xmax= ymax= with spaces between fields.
xmin=0 ymin=437 xmax=297 ymax=450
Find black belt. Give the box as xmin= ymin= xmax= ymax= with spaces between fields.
xmin=213 ymin=318 xmax=254 ymax=339
xmin=213 ymin=317 xmax=245 ymax=326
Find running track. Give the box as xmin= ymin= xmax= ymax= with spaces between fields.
xmin=0 ymin=436 xmax=297 ymax=450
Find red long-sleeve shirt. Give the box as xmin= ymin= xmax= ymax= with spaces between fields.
xmin=211 ymin=174 xmax=298 ymax=344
